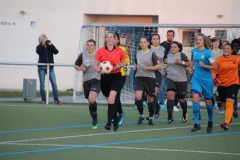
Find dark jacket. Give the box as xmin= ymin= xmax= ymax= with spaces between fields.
xmin=160 ymin=41 xmax=171 ymax=55
xmin=36 ymin=44 xmax=59 ymax=66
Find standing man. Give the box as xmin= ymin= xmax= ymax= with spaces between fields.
xmin=159 ymin=30 xmax=179 ymax=111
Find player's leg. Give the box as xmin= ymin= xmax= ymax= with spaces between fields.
xmin=191 ymin=79 xmax=202 ymax=132
xmin=88 ymin=79 xmax=101 ymax=129
xmin=233 ymin=85 xmax=239 ymax=118
xmin=202 ymin=81 xmax=214 ymax=133
xmin=145 ymin=77 xmax=156 ymax=125
xmin=216 ymin=90 xmax=224 ymax=114
xmin=117 ymin=75 xmax=126 ymax=126
xmin=134 ymin=77 xmax=145 ymax=124
xmin=154 ymin=75 xmax=162 ymax=118
xmin=220 ymin=85 xmax=239 ymax=130
xmin=166 ymin=78 xmax=176 ymax=123
xmin=173 ymin=94 xmax=179 ymax=111
xmin=176 ymin=81 xmax=188 ymax=122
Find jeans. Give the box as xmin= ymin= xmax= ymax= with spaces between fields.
xmin=38 ymin=66 xmax=59 ymax=101
xmin=158 ymin=76 xmax=166 ymax=104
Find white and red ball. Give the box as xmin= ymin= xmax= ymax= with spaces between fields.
xmin=99 ymin=61 xmax=113 ymax=74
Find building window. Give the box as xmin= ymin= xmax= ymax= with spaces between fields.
xmin=182 ymin=31 xmax=195 ymax=47
xmin=215 ymin=30 xmax=227 ymax=40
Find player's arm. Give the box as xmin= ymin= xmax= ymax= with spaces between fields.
xmin=188 ymin=60 xmax=194 ymax=74
xmin=199 ymin=57 xmax=217 ymax=70
xmin=74 ymin=54 xmax=86 ymax=72
xmin=175 ymin=53 xmax=191 ymax=67
xmin=133 ymin=53 xmax=137 ymax=71
xmin=94 ymin=51 xmax=101 ymax=73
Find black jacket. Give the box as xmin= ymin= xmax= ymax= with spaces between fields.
xmin=36 ymin=44 xmax=59 ymax=66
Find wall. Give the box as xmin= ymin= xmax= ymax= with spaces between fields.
xmin=0 ymin=0 xmax=239 ymax=91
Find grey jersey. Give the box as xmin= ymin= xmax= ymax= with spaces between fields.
xmin=167 ymin=52 xmax=189 ymax=82
xmin=151 ymin=45 xmax=166 ymax=76
xmin=75 ymin=51 xmax=100 ymax=82
xmin=135 ymin=49 xmax=159 ymax=78
xmin=211 ymin=49 xmax=223 ymax=58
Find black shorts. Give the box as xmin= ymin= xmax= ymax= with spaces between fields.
xmin=217 ymin=84 xmax=239 ymax=102
xmin=166 ymin=78 xmax=187 ymax=99
xmin=83 ymin=79 xmax=101 ymax=99
xmin=100 ymin=72 xmax=122 ymax=97
xmin=134 ymin=77 xmax=156 ymax=97
xmin=155 ymin=74 xmax=162 ymax=88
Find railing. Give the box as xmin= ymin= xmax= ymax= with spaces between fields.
xmin=0 ymin=62 xmax=74 ymax=104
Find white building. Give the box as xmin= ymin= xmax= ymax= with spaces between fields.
xmin=0 ymin=0 xmax=240 ymax=91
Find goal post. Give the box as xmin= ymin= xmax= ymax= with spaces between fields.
xmin=73 ymin=23 xmax=240 ymax=103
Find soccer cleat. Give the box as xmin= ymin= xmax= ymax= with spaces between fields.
xmin=191 ymin=124 xmax=201 ymax=132
xmin=143 ymin=101 xmax=148 ymax=108
xmin=155 ymin=108 xmax=160 ymax=118
xmin=233 ymin=110 xmax=238 ymax=118
xmin=137 ymin=115 xmax=145 ymax=124
xmin=220 ymin=123 xmax=229 ymax=131
xmin=113 ymin=116 xmax=119 ymax=131
xmin=167 ymin=117 xmax=174 ymax=124
xmin=207 ymin=121 xmax=213 ymax=133
xmin=118 ymin=111 xmax=125 ymax=126
xmin=218 ymin=109 xmax=224 ymax=114
xmin=160 ymin=104 xmax=167 ymax=110
xmin=148 ymin=118 xmax=154 ymax=125
xmin=182 ymin=113 xmax=188 ymax=123
xmin=42 ymin=98 xmax=46 ymax=104
xmin=92 ymin=124 xmax=98 ymax=130
xmin=104 ymin=122 xmax=111 ymax=130
xmin=173 ymin=106 xmax=179 ymax=112
xmin=55 ymin=100 xmax=62 ymax=105
xmin=134 ymin=104 xmax=137 ymax=109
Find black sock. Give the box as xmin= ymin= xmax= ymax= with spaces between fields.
xmin=211 ymin=97 xmax=215 ymax=106
xmin=135 ymin=99 xmax=143 ymax=115
xmin=234 ymin=95 xmax=238 ymax=111
xmin=148 ymin=101 xmax=155 ymax=117
xmin=89 ymin=101 xmax=97 ymax=116
xmin=115 ymin=95 xmax=122 ymax=115
xmin=167 ymin=100 xmax=174 ymax=118
xmin=107 ymin=103 xmax=116 ymax=123
xmin=180 ymin=100 xmax=187 ymax=116
xmin=154 ymin=96 xmax=160 ymax=110
xmin=216 ymin=95 xmax=223 ymax=109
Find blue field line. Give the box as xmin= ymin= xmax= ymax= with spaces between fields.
xmin=0 ymin=116 xmax=225 ymax=134
xmin=0 ymin=131 xmax=239 ymax=157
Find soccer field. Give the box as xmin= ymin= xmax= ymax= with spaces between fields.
xmin=0 ymin=102 xmax=239 ymax=160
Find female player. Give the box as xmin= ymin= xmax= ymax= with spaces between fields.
xmin=189 ymin=33 xmax=217 ymax=133
xmin=133 ymin=36 xmax=160 ymax=125
xmin=114 ymin=32 xmax=130 ymax=126
xmin=211 ymin=37 xmax=224 ymax=114
xmin=94 ymin=31 xmax=125 ymax=131
xmin=75 ymin=39 xmax=100 ymax=129
xmin=231 ymin=39 xmax=240 ymax=118
xmin=149 ymin=33 xmax=166 ymax=118
xmin=216 ymin=43 xmax=240 ymax=130
xmin=165 ymin=41 xmax=190 ymax=123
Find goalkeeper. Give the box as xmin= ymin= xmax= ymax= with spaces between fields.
xmin=114 ymin=32 xmax=130 ymax=126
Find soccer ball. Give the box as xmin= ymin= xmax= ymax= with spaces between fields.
xmin=99 ymin=61 xmax=113 ymax=74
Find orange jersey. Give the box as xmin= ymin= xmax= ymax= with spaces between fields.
xmin=216 ymin=55 xmax=240 ymax=87
xmin=95 ymin=46 xmax=125 ymax=74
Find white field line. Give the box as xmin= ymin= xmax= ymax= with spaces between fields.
xmin=93 ymin=146 xmax=240 ymax=156
xmin=1 ymin=123 xmax=239 ymax=144
xmin=2 ymin=143 xmax=240 ymax=156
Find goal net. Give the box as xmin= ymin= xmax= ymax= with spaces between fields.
xmin=73 ymin=23 xmax=240 ymax=103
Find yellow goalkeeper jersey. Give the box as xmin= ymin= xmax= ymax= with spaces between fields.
xmin=118 ymin=45 xmax=130 ymax=76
